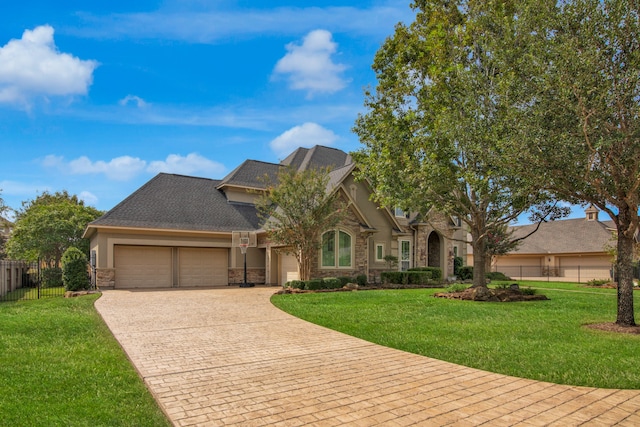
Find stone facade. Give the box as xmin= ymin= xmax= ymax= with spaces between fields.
xmin=228 ymin=268 xmax=266 ymax=285
xmin=96 ymin=268 xmax=116 ymax=289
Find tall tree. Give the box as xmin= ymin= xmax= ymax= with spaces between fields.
xmin=5 ymin=191 xmax=103 ymax=266
xmin=519 ymin=0 xmax=640 ymax=326
xmin=256 ymin=167 xmax=347 ymax=281
xmin=353 ymin=0 xmax=565 ymax=287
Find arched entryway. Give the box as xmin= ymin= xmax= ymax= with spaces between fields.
xmin=427 ymin=231 xmax=441 ymax=269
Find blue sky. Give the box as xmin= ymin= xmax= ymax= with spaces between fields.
xmin=1 ymin=0 xmax=587 ymax=224
xmin=1 ymin=0 xmax=415 ymax=215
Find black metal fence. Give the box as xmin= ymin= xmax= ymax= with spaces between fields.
xmin=0 ymin=260 xmax=65 ymax=302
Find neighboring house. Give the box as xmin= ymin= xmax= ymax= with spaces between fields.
xmin=493 ymin=206 xmax=627 ymax=282
xmin=84 ymin=145 xmax=466 ymax=289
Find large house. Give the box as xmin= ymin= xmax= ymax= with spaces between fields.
xmin=493 ymin=206 xmax=625 ymax=282
xmin=84 ymin=145 xmax=466 ymax=289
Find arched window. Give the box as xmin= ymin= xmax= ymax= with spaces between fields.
xmin=321 ymin=230 xmax=352 ymax=268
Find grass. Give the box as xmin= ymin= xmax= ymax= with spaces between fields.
xmin=271 ymin=282 xmax=640 ymax=389
xmin=0 ymin=294 xmax=171 ymax=427
xmin=0 ymin=285 xmax=65 ymax=302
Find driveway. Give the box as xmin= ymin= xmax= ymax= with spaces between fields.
xmin=95 ymin=288 xmax=640 ymax=426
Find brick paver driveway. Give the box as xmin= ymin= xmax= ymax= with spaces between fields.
xmin=95 ymin=288 xmax=640 ymax=426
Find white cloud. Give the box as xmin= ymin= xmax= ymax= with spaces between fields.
xmin=42 ymin=153 xmax=225 ymax=181
xmin=147 ymin=153 xmax=226 ymax=176
xmin=119 ymin=94 xmax=148 ymax=108
xmin=43 ymin=154 xmax=146 ymax=181
xmin=273 ymin=30 xmax=348 ymax=96
xmin=270 ymin=122 xmax=339 ymax=158
xmin=78 ymin=191 xmax=99 ymax=206
xmin=0 ymin=25 xmax=98 ymax=108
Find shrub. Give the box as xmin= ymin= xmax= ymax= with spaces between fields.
xmin=486 ymin=271 xmax=511 ymax=281
xmin=381 ymin=271 xmax=404 ymax=284
xmin=42 ymin=267 xmax=63 ymax=288
xmin=61 ymin=247 xmax=89 ymax=291
xmin=407 ymin=271 xmax=431 ymax=285
xmin=305 ymin=279 xmax=324 ymax=291
xmin=356 ymin=274 xmax=368 ymax=286
xmin=286 ymin=280 xmax=305 ymax=289
xmin=457 ymin=266 xmax=473 ymax=280
xmin=446 ymin=283 xmax=468 ymax=293
xmin=337 ymin=276 xmax=353 ymax=286
xmin=520 ymin=287 xmax=537 ymax=295
xmin=323 ymin=277 xmax=342 ymax=289
xmin=453 ymin=256 xmax=464 ymax=276
xmin=587 ymin=279 xmax=609 ymax=286
xmin=409 ymin=267 xmax=442 ymax=280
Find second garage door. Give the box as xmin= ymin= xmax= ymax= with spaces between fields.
xmin=178 ymin=247 xmax=228 ymax=287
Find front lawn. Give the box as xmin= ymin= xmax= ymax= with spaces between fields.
xmin=271 ymin=282 xmax=640 ymax=389
xmin=0 ymin=295 xmax=171 ymax=427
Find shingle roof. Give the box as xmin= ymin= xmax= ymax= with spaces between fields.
xmin=217 ymin=160 xmax=283 ymax=190
xmin=89 ymin=173 xmax=260 ymax=232
xmin=281 ymin=146 xmax=352 ymax=171
xmin=510 ymin=217 xmax=615 ymax=255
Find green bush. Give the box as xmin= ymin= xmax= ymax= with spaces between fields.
xmin=381 ymin=271 xmax=403 ymax=284
xmin=356 ymin=274 xmax=368 ymax=286
xmin=381 ymin=271 xmax=433 ymax=285
xmin=285 ymin=280 xmax=305 ymax=289
xmin=42 ymin=267 xmax=63 ymax=288
xmin=407 ymin=271 xmax=431 ymax=285
xmin=521 ymin=287 xmax=537 ymax=295
xmin=457 ymin=266 xmax=474 ymax=280
xmin=305 ymin=279 xmax=324 ymax=291
xmin=337 ymin=276 xmax=353 ymax=286
xmin=409 ymin=267 xmax=442 ymax=280
xmin=61 ymin=247 xmax=89 ymax=291
xmin=323 ymin=278 xmax=342 ymax=289
xmin=453 ymin=256 xmax=464 ymax=276
xmin=486 ymin=271 xmax=511 ymax=281
xmin=446 ymin=283 xmax=468 ymax=293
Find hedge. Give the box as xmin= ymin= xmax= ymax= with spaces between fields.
xmin=408 ymin=267 xmax=442 ymax=280
xmin=381 ymin=271 xmax=433 ymax=285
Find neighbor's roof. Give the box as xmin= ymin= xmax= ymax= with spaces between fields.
xmin=509 ymin=217 xmax=615 ymax=255
xmin=86 ymin=173 xmax=260 ymax=233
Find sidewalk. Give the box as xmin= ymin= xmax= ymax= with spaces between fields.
xmin=95 ymin=288 xmax=640 ymax=426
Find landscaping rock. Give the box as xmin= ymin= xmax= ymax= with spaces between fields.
xmin=433 ymin=286 xmax=548 ymax=302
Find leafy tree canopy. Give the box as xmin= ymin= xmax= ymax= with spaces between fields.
xmin=353 ymin=0 xmax=566 ymax=287
xmin=256 ymin=166 xmax=347 ymax=281
xmin=5 ymin=191 xmax=103 ymax=266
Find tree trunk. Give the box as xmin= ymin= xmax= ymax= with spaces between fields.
xmin=616 ymin=207 xmax=636 ymax=326
xmin=471 ymin=228 xmax=487 ymax=288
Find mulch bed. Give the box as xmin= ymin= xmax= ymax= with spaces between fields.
xmin=433 ymin=286 xmax=548 ymax=302
xmin=584 ymin=323 xmax=640 ymax=334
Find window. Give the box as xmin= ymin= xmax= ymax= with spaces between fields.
xmin=400 ymin=240 xmax=411 ymax=271
xmin=322 ymin=230 xmax=352 ymax=268
xmin=453 ymin=246 xmax=458 ymax=257
xmin=394 ymin=207 xmax=409 ymax=218
xmin=375 ymin=243 xmax=385 ymax=262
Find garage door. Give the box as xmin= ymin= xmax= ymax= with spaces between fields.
xmin=279 ymin=253 xmax=299 ymax=285
xmin=115 ymin=246 xmax=172 ymax=288
xmin=178 ymin=248 xmax=228 ymax=287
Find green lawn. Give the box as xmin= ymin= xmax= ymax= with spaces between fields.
xmin=271 ymin=282 xmax=640 ymax=389
xmin=0 ymin=295 xmax=171 ymax=427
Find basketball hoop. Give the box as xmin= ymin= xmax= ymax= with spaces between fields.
xmin=232 ymin=231 xmax=257 ymax=287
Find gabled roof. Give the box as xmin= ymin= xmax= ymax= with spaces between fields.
xmin=86 ymin=173 xmax=260 ymax=234
xmin=217 ymin=160 xmax=283 ymax=190
xmin=509 ymin=218 xmax=615 ymax=255
xmin=280 ymin=145 xmax=352 ymax=171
